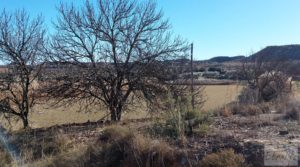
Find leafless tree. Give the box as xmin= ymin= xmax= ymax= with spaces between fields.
xmin=240 ymin=55 xmax=291 ymax=103
xmin=46 ymin=0 xmax=188 ymax=121
xmin=0 ymin=9 xmax=46 ymax=128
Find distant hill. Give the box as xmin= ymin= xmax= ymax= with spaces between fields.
xmin=207 ymin=56 xmax=245 ymax=63
xmin=250 ymin=45 xmax=300 ymax=61
xmin=204 ymin=45 xmax=300 ymax=63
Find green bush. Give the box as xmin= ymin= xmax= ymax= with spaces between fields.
xmin=149 ymin=93 xmax=212 ymax=139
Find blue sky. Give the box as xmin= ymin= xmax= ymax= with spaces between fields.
xmin=1 ymin=0 xmax=300 ymax=60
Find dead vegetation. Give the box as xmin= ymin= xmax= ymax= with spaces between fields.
xmin=0 ymin=148 xmax=12 ymax=167
xmin=25 ymin=125 xmax=186 ymax=167
xmin=199 ymin=149 xmax=248 ymax=167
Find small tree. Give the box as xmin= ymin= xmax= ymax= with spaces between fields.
xmin=0 ymin=10 xmax=46 ymax=128
xmin=46 ymin=0 xmax=188 ymax=121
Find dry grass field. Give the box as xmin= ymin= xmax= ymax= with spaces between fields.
xmin=5 ymin=83 xmax=300 ymax=130
xmin=15 ymin=85 xmax=243 ymax=129
xmin=202 ymin=84 xmax=244 ymax=111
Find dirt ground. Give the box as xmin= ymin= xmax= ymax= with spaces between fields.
xmin=6 ymin=110 xmax=298 ymax=167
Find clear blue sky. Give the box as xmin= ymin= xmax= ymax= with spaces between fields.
xmin=1 ymin=0 xmax=300 ymax=60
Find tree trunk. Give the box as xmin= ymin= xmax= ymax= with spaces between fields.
xmin=109 ymin=104 xmax=123 ymax=121
xmin=110 ymin=108 xmax=117 ymax=121
xmin=22 ymin=115 xmax=29 ymax=128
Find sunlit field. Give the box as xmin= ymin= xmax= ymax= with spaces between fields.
xmin=202 ymin=84 xmax=244 ymax=111
xmin=3 ymin=83 xmax=299 ymax=130
xmin=13 ymin=85 xmax=241 ymax=129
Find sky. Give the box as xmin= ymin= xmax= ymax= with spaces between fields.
xmin=1 ymin=0 xmax=300 ymax=60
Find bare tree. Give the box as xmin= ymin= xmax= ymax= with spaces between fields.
xmin=45 ymin=0 xmax=188 ymax=121
xmin=0 ymin=10 xmax=46 ymax=128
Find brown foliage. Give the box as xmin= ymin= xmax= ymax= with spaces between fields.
xmin=47 ymin=125 xmax=184 ymax=167
xmin=199 ymin=149 xmax=248 ymax=167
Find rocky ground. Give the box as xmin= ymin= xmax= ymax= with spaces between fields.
xmin=211 ymin=113 xmax=300 ymax=166
xmin=1 ymin=113 xmax=299 ymax=167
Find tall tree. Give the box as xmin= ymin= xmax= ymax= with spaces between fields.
xmin=0 ymin=10 xmax=46 ymax=128
xmin=47 ymin=0 xmax=188 ymax=121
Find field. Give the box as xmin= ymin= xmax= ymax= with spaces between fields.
xmin=5 ymin=83 xmax=300 ymax=130
xmin=202 ymin=84 xmax=243 ymax=111
xmin=6 ymin=85 xmax=242 ymax=129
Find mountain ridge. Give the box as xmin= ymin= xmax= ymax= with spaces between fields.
xmin=205 ymin=44 xmax=300 ymax=62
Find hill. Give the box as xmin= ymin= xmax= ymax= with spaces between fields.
xmin=250 ymin=44 xmax=300 ymax=61
xmin=207 ymin=56 xmax=245 ymax=63
xmin=203 ymin=45 xmax=300 ymax=63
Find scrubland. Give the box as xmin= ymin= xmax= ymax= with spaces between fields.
xmin=0 ymin=83 xmax=299 ymax=167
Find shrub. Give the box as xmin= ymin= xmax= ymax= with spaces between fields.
xmin=9 ymin=131 xmax=73 ymax=164
xmin=284 ymin=108 xmax=300 ymax=120
xmin=0 ymin=148 xmax=13 ymax=167
xmin=238 ymin=87 xmax=259 ymax=104
xmin=48 ymin=125 xmax=184 ymax=167
xmin=194 ymin=123 xmax=211 ymax=136
xmin=150 ymin=110 xmax=212 ymax=139
xmin=97 ymin=126 xmax=183 ymax=167
xmin=221 ymin=102 xmax=271 ymax=117
xmin=199 ymin=149 xmax=248 ymax=167
xmin=149 ymin=92 xmax=212 ymax=139
xmin=281 ymin=101 xmax=300 ymax=121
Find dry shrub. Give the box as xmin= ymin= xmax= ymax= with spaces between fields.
xmin=11 ymin=132 xmax=73 ymax=164
xmin=284 ymin=108 xmax=300 ymax=120
xmin=281 ymin=100 xmax=300 ymax=121
xmin=265 ymin=98 xmax=300 ymax=121
xmin=240 ymin=105 xmax=264 ymax=116
xmin=0 ymin=148 xmax=13 ymax=167
xmin=222 ymin=103 xmax=265 ymax=117
xmin=94 ymin=125 xmax=182 ymax=167
xmin=238 ymin=87 xmax=259 ymax=104
xmin=40 ymin=146 xmax=87 ymax=167
xmin=199 ymin=148 xmax=248 ymax=167
xmin=122 ymin=138 xmax=182 ymax=167
xmin=221 ymin=105 xmax=232 ymax=117
xmin=47 ymin=125 xmax=184 ymax=167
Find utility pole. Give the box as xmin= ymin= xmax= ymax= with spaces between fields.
xmin=190 ymin=43 xmax=195 ymax=109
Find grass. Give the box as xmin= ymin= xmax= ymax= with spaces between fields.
xmin=35 ymin=125 xmax=184 ymax=167
xmin=0 ymin=84 xmax=245 ymax=130
xmin=199 ymin=149 xmax=248 ymax=167
xmin=202 ymin=85 xmax=244 ymax=111
xmin=3 ymin=83 xmax=300 ymax=130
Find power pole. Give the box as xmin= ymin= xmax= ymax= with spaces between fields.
xmin=190 ymin=43 xmax=195 ymax=109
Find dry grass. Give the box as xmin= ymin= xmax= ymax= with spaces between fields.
xmin=199 ymin=148 xmax=248 ymax=167
xmin=202 ymin=85 xmax=244 ymax=111
xmin=39 ymin=125 xmax=184 ymax=167
xmin=0 ymin=85 xmax=244 ymax=130
xmin=0 ymin=148 xmax=13 ymax=167
xmin=221 ymin=103 xmax=269 ymax=117
xmin=4 ymin=83 xmax=300 ymax=130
